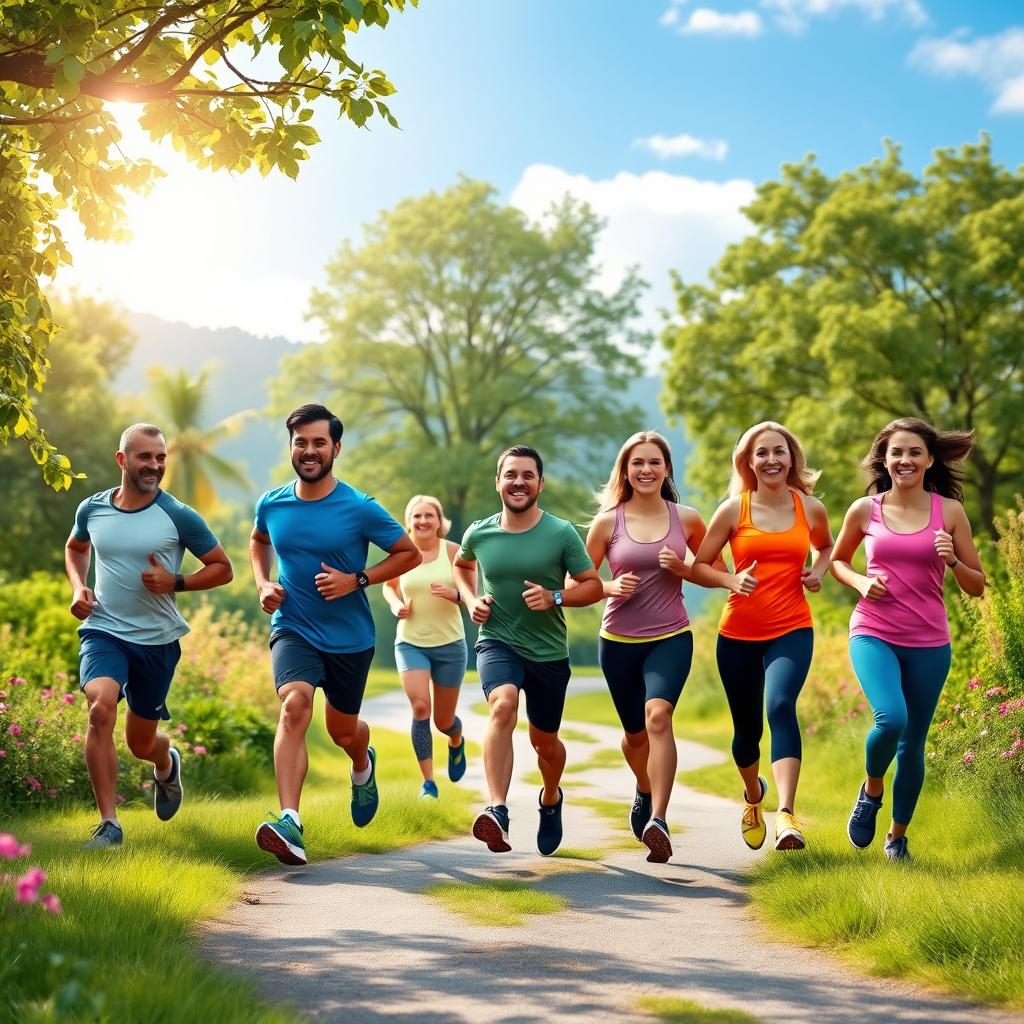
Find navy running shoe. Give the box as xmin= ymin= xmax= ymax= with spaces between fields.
xmin=884 ymin=833 xmax=912 ymax=862
xmin=472 ymin=804 xmax=511 ymax=852
xmin=630 ymin=789 xmax=653 ymax=841
xmin=847 ymin=782 xmax=883 ymax=849
xmin=537 ymin=787 xmax=564 ymax=856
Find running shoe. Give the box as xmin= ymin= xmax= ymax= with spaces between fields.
xmin=741 ymin=775 xmax=768 ymax=850
xmin=472 ymin=804 xmax=511 ymax=852
xmin=256 ymin=811 xmax=306 ymax=866
xmin=630 ymin=788 xmax=653 ymax=841
xmin=154 ymin=746 xmax=183 ymax=821
xmin=774 ymin=809 xmax=806 ymax=851
xmin=351 ymin=746 xmax=379 ymax=828
xmin=642 ymin=816 xmax=672 ymax=863
xmin=420 ymin=780 xmax=439 ymax=800
xmin=83 ymin=819 xmax=123 ymax=849
xmin=447 ymin=736 xmax=467 ymax=783
xmin=884 ymin=833 xmax=912 ymax=862
xmin=847 ymin=782 xmax=883 ymax=850
xmin=537 ymin=787 xmax=564 ymax=856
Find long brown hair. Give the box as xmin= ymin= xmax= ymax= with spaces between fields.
xmin=861 ymin=417 xmax=974 ymax=501
xmin=728 ymin=421 xmax=820 ymax=496
xmin=596 ymin=431 xmax=680 ymax=512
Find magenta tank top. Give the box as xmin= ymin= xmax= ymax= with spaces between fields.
xmin=849 ymin=491 xmax=950 ymax=648
xmin=601 ymin=501 xmax=690 ymax=639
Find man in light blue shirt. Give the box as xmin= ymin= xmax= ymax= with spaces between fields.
xmin=250 ymin=403 xmax=420 ymax=865
xmin=66 ymin=423 xmax=233 ymax=849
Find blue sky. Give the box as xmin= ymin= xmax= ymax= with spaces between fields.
xmin=58 ymin=0 xmax=1024 ymax=349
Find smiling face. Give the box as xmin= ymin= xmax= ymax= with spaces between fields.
xmin=748 ymin=429 xmax=791 ymax=488
xmin=885 ymin=429 xmax=933 ymax=490
xmin=408 ymin=500 xmax=442 ymax=542
xmin=626 ymin=441 xmax=668 ymax=497
xmin=290 ymin=420 xmax=340 ymax=482
xmin=117 ymin=433 xmax=167 ymax=493
xmin=496 ymin=454 xmax=543 ymax=513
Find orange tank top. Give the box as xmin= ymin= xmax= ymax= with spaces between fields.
xmin=718 ymin=489 xmax=812 ymax=641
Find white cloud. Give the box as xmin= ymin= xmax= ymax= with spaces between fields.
xmin=659 ymin=0 xmax=689 ymax=27
xmin=509 ymin=165 xmax=755 ymax=358
xmin=764 ymin=0 xmax=927 ymax=34
xmin=634 ymin=133 xmax=729 ymax=161
xmin=909 ymin=27 xmax=1024 ymax=114
xmin=680 ymin=8 xmax=764 ymax=37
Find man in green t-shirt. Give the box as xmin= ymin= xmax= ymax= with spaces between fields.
xmin=454 ymin=445 xmax=602 ymax=855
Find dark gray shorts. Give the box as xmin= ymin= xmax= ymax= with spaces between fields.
xmin=270 ymin=630 xmax=374 ymax=715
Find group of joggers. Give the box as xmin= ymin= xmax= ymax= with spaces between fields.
xmin=65 ymin=403 xmax=986 ymax=867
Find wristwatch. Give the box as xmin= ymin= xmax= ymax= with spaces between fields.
xmin=174 ymin=574 xmax=186 ymax=593
xmin=356 ymin=571 xmax=370 ymax=589
xmin=552 ymin=589 xmax=563 ymax=607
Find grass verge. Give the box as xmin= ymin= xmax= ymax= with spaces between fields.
xmin=423 ymin=879 xmax=568 ymax=926
xmin=637 ymin=995 xmax=761 ymax=1023
xmin=0 ymin=721 xmax=473 ymax=1024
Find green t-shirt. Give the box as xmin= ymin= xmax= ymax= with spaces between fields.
xmin=458 ymin=510 xmax=593 ymax=662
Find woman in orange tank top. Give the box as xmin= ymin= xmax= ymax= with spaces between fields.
xmin=691 ymin=422 xmax=833 ymax=852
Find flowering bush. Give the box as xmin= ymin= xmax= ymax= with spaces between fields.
xmin=0 ymin=833 xmax=61 ymax=916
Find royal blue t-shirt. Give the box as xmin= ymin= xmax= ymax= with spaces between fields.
xmin=254 ymin=480 xmax=405 ymax=654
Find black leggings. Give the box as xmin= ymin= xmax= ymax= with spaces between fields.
xmin=598 ymin=631 xmax=694 ymax=735
xmin=716 ymin=627 xmax=813 ymax=768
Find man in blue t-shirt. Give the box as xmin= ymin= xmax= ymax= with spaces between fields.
xmin=250 ymin=403 xmax=420 ymax=865
xmin=65 ymin=423 xmax=233 ymax=849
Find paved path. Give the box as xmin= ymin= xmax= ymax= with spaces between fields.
xmin=204 ymin=683 xmax=1023 ymax=1024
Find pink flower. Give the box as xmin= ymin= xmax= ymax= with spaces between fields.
xmin=0 ymin=689 xmax=7 ymax=698
xmin=15 ymin=867 xmax=46 ymax=903
xmin=8 ymin=724 xmax=22 ymax=735
xmin=34 ymin=718 xmax=44 ymax=726
xmin=70 ymin=734 xmax=81 ymax=743
xmin=0 ymin=750 xmax=6 ymax=758
xmin=999 ymin=703 xmax=1010 ymax=718
xmin=9 ymin=677 xmax=26 ymax=686
xmin=963 ymin=750 xmax=976 ymax=766
xmin=61 ymin=694 xmax=75 ymax=705
xmin=986 ymin=687 xmax=1006 ymax=698
xmin=40 ymin=689 xmax=54 ymax=699
xmin=176 ymin=724 xmax=188 ymax=734
xmin=26 ymin=776 xmax=41 ymax=792
xmin=115 ymin=794 xmax=125 ymax=805
xmin=47 ymin=789 xmax=58 ymax=799
xmin=193 ymin=745 xmax=208 ymax=756
xmin=0 ymin=702 xmax=7 ymax=713
xmin=54 ymin=672 xmax=68 ymax=682
xmin=0 ymin=834 xmax=30 ymax=860
xmin=857 ymin=701 xmax=867 ymax=711
xmin=41 ymin=892 xmax=62 ymax=914
xmin=968 ymin=677 xmax=982 ymax=690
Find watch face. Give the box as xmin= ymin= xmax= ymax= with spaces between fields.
xmin=357 ymin=572 xmax=370 ymax=588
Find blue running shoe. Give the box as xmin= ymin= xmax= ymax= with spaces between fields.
xmin=884 ymin=833 xmax=912 ymax=862
xmin=472 ymin=805 xmax=511 ymax=852
xmin=420 ymin=780 xmax=439 ymax=800
xmin=83 ymin=819 xmax=123 ymax=849
xmin=351 ymin=747 xmax=379 ymax=827
xmin=256 ymin=811 xmax=306 ymax=866
xmin=848 ymin=782 xmax=883 ymax=849
xmin=642 ymin=816 xmax=672 ymax=864
xmin=154 ymin=747 xmax=183 ymax=821
xmin=537 ymin=787 xmax=563 ymax=856
xmin=447 ymin=737 xmax=467 ymax=783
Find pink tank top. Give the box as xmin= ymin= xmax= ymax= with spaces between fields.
xmin=601 ymin=501 xmax=690 ymax=639
xmin=849 ymin=491 xmax=950 ymax=648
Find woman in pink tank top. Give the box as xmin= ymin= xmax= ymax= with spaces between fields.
xmin=582 ymin=431 xmax=717 ymax=864
xmin=831 ymin=417 xmax=985 ymax=862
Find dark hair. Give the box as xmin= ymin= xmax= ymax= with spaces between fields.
xmin=286 ymin=403 xmax=343 ymax=444
xmin=861 ymin=417 xmax=974 ymax=501
xmin=496 ymin=444 xmax=543 ymax=479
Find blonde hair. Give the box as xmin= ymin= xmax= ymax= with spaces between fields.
xmin=728 ymin=421 xmax=820 ymax=497
xmin=404 ymin=494 xmax=451 ymax=539
xmin=595 ymin=431 xmax=680 ymax=513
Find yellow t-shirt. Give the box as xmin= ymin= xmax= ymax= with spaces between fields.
xmin=396 ymin=543 xmax=466 ymax=647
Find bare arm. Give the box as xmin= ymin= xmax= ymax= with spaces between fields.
xmin=141 ymin=543 xmax=234 ymax=595
xmin=690 ymin=499 xmax=754 ymax=594
xmin=428 ymin=541 xmax=464 ymax=604
xmin=65 ymin=534 xmax=96 ymax=620
xmin=660 ymin=506 xmax=728 ymax=581
xmin=250 ymin=527 xmax=286 ymax=614
xmin=829 ymin=499 xmax=885 ymax=599
xmin=453 ymin=555 xmax=491 ymax=624
xmin=937 ymin=500 xmax=985 ymax=598
xmin=799 ymin=496 xmax=834 ymax=593
xmin=315 ymin=533 xmax=422 ymax=601
xmin=382 ymin=574 xmax=410 ymax=617
xmin=574 ymin=511 xmax=639 ymax=598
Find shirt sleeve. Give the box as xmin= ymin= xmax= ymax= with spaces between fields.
xmin=254 ymin=492 xmax=268 ymax=535
xmin=72 ymin=497 xmax=93 ymax=542
xmin=162 ymin=497 xmax=219 ymax=557
xmin=361 ymin=497 xmax=406 ymax=551
xmin=562 ymin=522 xmax=594 ymax=577
xmin=457 ymin=523 xmax=477 ymax=563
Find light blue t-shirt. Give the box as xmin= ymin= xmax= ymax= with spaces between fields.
xmin=254 ymin=480 xmax=405 ymax=654
xmin=72 ymin=489 xmax=219 ymax=645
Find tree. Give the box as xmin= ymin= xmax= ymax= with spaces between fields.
xmin=0 ymin=295 xmax=134 ymax=579
xmin=662 ymin=136 xmax=1024 ymax=537
xmin=147 ymin=364 xmax=254 ymax=514
xmin=1 ymin=1 xmax=414 ymax=489
xmin=273 ymin=178 xmax=651 ymax=536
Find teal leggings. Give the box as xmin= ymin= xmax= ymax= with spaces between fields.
xmin=848 ymin=636 xmax=951 ymax=827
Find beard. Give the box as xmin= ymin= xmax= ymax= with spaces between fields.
xmin=128 ymin=466 xmax=164 ymax=493
xmin=501 ymin=488 xmax=538 ymax=513
xmin=292 ymin=450 xmax=334 ymax=482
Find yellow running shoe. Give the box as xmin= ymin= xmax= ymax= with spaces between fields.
xmin=741 ymin=775 xmax=768 ymax=850
xmin=774 ymin=810 xmax=806 ymax=851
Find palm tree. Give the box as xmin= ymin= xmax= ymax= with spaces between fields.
xmin=146 ymin=363 xmax=256 ymax=514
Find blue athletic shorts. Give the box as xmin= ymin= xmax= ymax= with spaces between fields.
xmin=394 ymin=639 xmax=468 ymax=687
xmin=78 ymin=628 xmax=181 ymax=722
xmin=475 ymin=637 xmax=571 ymax=735
xmin=270 ymin=630 xmax=374 ymax=715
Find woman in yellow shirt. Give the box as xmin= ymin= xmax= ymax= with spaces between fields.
xmin=383 ymin=495 xmax=468 ymax=798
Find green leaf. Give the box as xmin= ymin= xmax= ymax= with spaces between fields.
xmin=62 ymin=58 xmax=86 ymax=84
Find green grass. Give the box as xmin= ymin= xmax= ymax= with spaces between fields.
xmin=423 ymin=879 xmax=569 ymax=926
xmin=553 ymin=846 xmax=606 ymax=861
xmin=0 ymin=723 xmax=473 ymax=1024
xmin=637 ymin=995 xmax=761 ymax=1023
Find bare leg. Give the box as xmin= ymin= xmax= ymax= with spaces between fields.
xmin=124 ymin=709 xmax=171 ymax=774
xmin=274 ymin=682 xmax=314 ymax=810
xmin=483 ymin=685 xmax=519 ymax=805
xmin=529 ymin=724 xmax=566 ymax=807
xmin=738 ymin=760 xmax=763 ymax=805
xmin=772 ymin=755 xmax=801 ymax=813
xmin=84 ymin=677 xmax=121 ymax=820
xmin=324 ymin=704 xmax=370 ymax=773
xmin=621 ymin=729 xmax=651 ymax=791
xmin=644 ymin=699 xmax=676 ymax=820
xmin=432 ymin=683 xmax=462 ymax=746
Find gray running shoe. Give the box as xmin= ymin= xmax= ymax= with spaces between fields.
xmin=154 ymin=747 xmax=184 ymax=821
xmin=84 ymin=819 xmax=124 ymax=849
xmin=884 ymin=833 xmax=912 ymax=862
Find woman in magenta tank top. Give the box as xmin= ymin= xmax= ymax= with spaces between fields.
xmin=583 ymin=431 xmax=716 ymax=864
xmin=831 ymin=418 xmax=985 ymax=862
